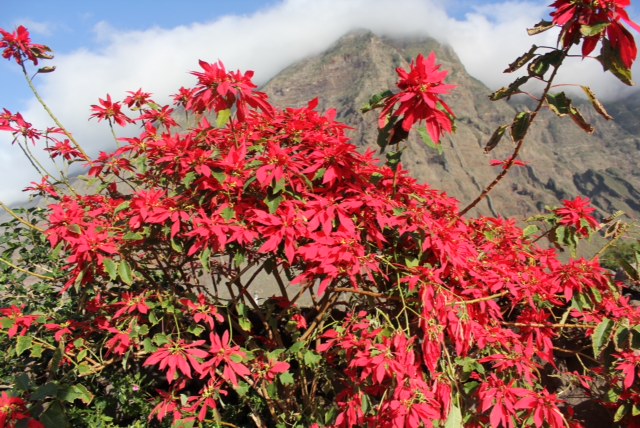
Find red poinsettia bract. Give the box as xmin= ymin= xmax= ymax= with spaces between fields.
xmin=379 ymin=52 xmax=455 ymax=143
xmin=550 ymin=0 xmax=640 ymax=68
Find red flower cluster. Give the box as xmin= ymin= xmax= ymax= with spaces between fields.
xmin=0 ymin=25 xmax=51 ymax=66
xmin=550 ymin=0 xmax=640 ymax=68
xmin=554 ymin=196 xmax=599 ymax=237
xmin=379 ymin=53 xmax=455 ymax=143
xmin=2 ymin=24 xmax=640 ymax=426
xmin=0 ymin=392 xmax=43 ymax=428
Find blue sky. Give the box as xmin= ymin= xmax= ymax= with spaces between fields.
xmin=1 ymin=0 xmax=639 ymax=205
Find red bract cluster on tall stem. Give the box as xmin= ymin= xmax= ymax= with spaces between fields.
xmin=550 ymin=0 xmax=640 ymax=68
xmin=554 ymin=196 xmax=599 ymax=237
xmin=379 ymin=52 xmax=455 ymax=144
xmin=0 ymin=25 xmax=51 ymax=66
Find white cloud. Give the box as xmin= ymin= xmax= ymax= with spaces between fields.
xmin=1 ymin=0 xmax=638 ymax=205
xmin=11 ymin=18 xmax=54 ymax=36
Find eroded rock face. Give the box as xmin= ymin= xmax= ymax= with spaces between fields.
xmin=261 ymin=30 xmax=640 ymax=221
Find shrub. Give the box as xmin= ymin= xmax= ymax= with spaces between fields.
xmin=1 ymin=2 xmax=640 ymax=427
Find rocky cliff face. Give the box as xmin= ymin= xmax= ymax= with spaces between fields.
xmin=261 ymin=30 xmax=640 ymax=221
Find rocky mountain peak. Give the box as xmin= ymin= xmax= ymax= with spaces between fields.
xmin=261 ymin=31 xmax=640 ymax=223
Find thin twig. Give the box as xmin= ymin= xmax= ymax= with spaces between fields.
xmin=460 ymin=49 xmax=568 ymax=216
xmin=0 ymin=256 xmax=55 ymax=281
xmin=0 ymin=201 xmax=45 ymax=233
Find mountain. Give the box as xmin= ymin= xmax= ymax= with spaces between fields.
xmin=261 ymin=30 xmax=640 ymax=222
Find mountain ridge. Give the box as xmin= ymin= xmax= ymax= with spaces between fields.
xmin=261 ymin=30 xmax=640 ymax=222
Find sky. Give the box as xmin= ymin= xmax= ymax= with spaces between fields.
xmin=1 ymin=0 xmax=639 ymax=205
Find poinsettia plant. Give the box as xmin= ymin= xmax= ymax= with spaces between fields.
xmin=1 ymin=1 xmax=640 ymax=427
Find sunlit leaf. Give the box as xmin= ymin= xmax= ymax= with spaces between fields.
xmin=504 ymin=45 xmax=538 ymax=73
xmin=592 ymin=317 xmax=614 ymax=357
xmin=216 ymin=109 xmax=232 ymax=128
xmin=527 ymin=20 xmax=554 ymax=35
xmin=484 ymin=125 xmax=509 ymax=153
xmin=510 ymin=111 xmax=531 ymax=142
xmin=598 ymin=39 xmax=634 ymax=86
xmin=581 ymin=86 xmax=613 ymax=120
xmin=16 ymin=335 xmax=32 ymax=356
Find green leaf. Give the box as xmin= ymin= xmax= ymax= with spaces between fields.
xmin=103 ymin=258 xmax=118 ymax=281
xmin=236 ymin=303 xmax=252 ymax=332
xmin=614 ymin=403 xmax=629 ymax=422
xmin=523 ymin=225 xmax=539 ymax=238
xmin=142 ymin=337 xmax=156 ymax=353
xmin=581 ymin=86 xmax=613 ymax=120
xmin=199 ymin=247 xmax=211 ymax=273
xmin=504 ymin=45 xmax=538 ymax=73
xmin=77 ymin=363 xmax=93 ymax=376
xmin=546 ymin=92 xmax=572 ymax=117
xmin=216 ymin=109 xmax=232 ymax=128
xmin=510 ymin=111 xmax=531 ymax=142
xmin=272 ymin=178 xmax=286 ymax=195
xmin=40 ymin=400 xmax=70 ymax=428
xmin=445 ymin=403 xmax=463 ymax=428
xmin=31 ymin=344 xmax=43 ymax=358
xmin=615 ymin=325 xmax=630 ymax=350
xmin=417 ymin=126 xmax=443 ymax=154
xmin=187 ymin=324 xmax=205 ymax=337
xmin=183 ymin=171 xmax=196 ymax=188
xmin=153 ymin=333 xmax=170 ymax=346
xmin=212 ymin=171 xmax=226 ymax=185
xmin=235 ymin=381 xmax=250 ymax=396
xmin=279 ymin=371 xmax=294 ymax=385
xmin=118 ymin=260 xmax=134 ymax=285
xmin=264 ymin=194 xmax=283 ymax=214
xmin=484 ymin=125 xmax=509 ymax=153
xmin=376 ymin=115 xmax=400 ymax=153
xmin=16 ymin=335 xmax=32 ymax=356
xmin=528 ymin=56 xmax=549 ymax=77
xmin=172 ymin=419 xmax=195 ymax=428
xmin=404 ymin=257 xmax=420 ymax=269
xmin=631 ymin=326 xmax=640 ymax=349
xmin=489 ymin=76 xmax=530 ymax=101
xmin=569 ymin=105 xmax=594 ymax=134
xmin=14 ymin=373 xmax=32 ymax=391
xmin=113 ymin=200 xmax=130 ymax=214
xmin=385 ymin=149 xmax=404 ymax=172
xmin=288 ymin=341 xmax=305 ymax=355
xmin=233 ymin=251 xmax=246 ymax=267
xmin=66 ymin=223 xmax=82 ymax=235
xmin=581 ymin=22 xmax=610 ymax=37
xmin=303 ymin=350 xmax=322 ymax=367
xmin=592 ymin=317 xmax=614 ymax=357
xmin=170 ymin=239 xmax=183 ymax=253
xmin=31 ymin=382 xmax=60 ymax=400
xmin=462 ymin=381 xmax=480 ymax=395
xmin=123 ymin=232 xmax=144 ymax=240
xmin=361 ymin=90 xmax=393 ymax=113
xmin=221 ymin=206 xmax=236 ymax=220
xmin=76 ymin=349 xmax=88 ymax=362
xmin=598 ymin=39 xmax=634 ymax=85
xmin=60 ymin=383 xmax=94 ymax=405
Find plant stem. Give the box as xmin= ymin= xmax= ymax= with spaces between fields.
xmin=459 ymin=50 xmax=567 ymax=216
xmin=21 ymin=64 xmax=90 ymax=161
xmin=0 ymin=201 xmax=45 ymax=233
xmin=0 ymin=255 xmax=54 ymax=280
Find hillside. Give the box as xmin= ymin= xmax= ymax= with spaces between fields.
xmin=261 ymin=30 xmax=640 ymax=221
